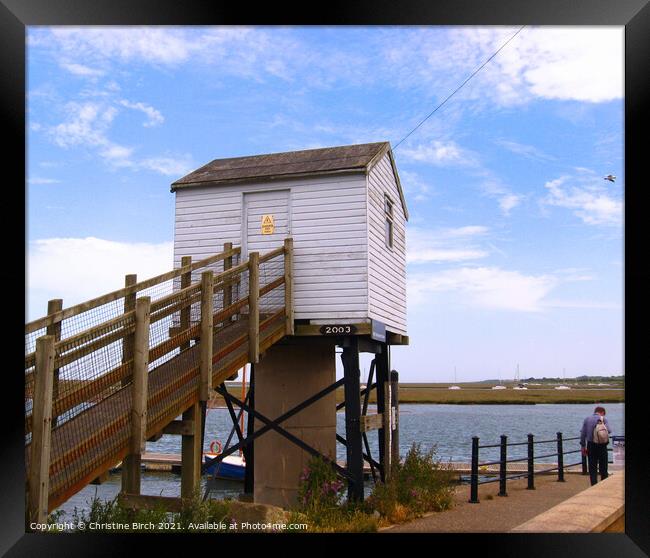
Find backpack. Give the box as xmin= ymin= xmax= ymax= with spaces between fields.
xmin=593 ymin=417 xmax=609 ymax=444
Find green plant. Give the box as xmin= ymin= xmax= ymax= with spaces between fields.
xmin=297 ymin=456 xmax=344 ymax=512
xmin=69 ymin=492 xmax=170 ymax=531
xmin=295 ymin=456 xmax=378 ymax=532
xmin=366 ymin=443 xmax=455 ymax=524
xmin=177 ymin=488 xmax=233 ymax=531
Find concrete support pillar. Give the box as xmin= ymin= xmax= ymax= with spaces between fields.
xmin=254 ymin=337 xmax=336 ymax=508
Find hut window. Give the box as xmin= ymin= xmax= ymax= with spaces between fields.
xmin=384 ymin=195 xmax=394 ymax=249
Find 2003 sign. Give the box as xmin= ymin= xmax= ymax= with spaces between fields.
xmin=319 ymin=325 xmax=357 ymax=335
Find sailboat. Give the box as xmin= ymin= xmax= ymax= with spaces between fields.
xmin=492 ymin=369 xmax=506 ymax=390
xmin=449 ymin=366 xmax=461 ymax=390
xmin=512 ymin=364 xmax=528 ymax=389
xmin=555 ymin=367 xmax=571 ymax=390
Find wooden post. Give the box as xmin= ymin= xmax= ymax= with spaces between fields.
xmin=46 ymin=299 xmax=62 ymax=427
xmin=383 ymin=380 xmax=392 ymax=481
xmin=200 ymin=271 xmax=214 ymax=402
xmin=248 ymin=251 xmax=260 ymax=364
xmin=283 ymin=238 xmax=294 ymax=335
xmin=376 ymin=347 xmax=390 ymax=482
xmin=180 ymin=255 xmax=192 ymax=351
xmin=390 ymin=370 xmax=399 ymax=469
xmin=122 ymin=296 xmax=151 ymax=495
xmin=28 ymin=335 xmax=55 ymax=525
xmin=181 ymin=403 xmax=202 ymax=499
xmin=223 ymin=242 xmax=233 ymax=314
xmin=121 ymin=274 xmax=137 ymax=387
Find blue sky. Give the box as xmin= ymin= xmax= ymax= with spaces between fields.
xmin=26 ymin=26 xmax=624 ymax=381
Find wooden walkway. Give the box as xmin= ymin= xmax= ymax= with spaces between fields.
xmin=31 ymin=313 xmax=285 ymax=510
xmin=25 ymin=242 xmax=292 ymax=518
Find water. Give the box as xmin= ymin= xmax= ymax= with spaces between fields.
xmin=55 ymin=402 xmax=624 ymax=517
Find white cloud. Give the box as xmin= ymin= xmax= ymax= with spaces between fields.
xmin=498 ymin=194 xmax=522 ymax=215
xmin=378 ymin=26 xmax=623 ymax=107
xmin=118 ymin=99 xmax=164 ymax=127
xmin=140 ymin=156 xmax=194 ymax=177
xmin=28 ymin=177 xmax=61 ymax=185
xmin=451 ymin=26 xmax=623 ymax=105
xmin=400 ymin=140 xmax=474 ymax=167
xmin=408 ymin=249 xmax=489 ymax=264
xmin=480 ymin=176 xmax=523 ymax=216
xmin=442 ymin=225 xmax=489 ymax=237
xmin=27 ymin=237 xmax=174 ymax=319
xmin=496 ymin=139 xmax=554 ymax=162
xmin=542 ymin=175 xmax=623 ymax=226
xmin=45 ymin=101 xmax=190 ymax=176
xmin=542 ymin=300 xmax=622 ymax=310
xmin=50 ymin=102 xmax=115 ymax=148
xmin=519 ymin=27 xmax=623 ymax=103
xmin=408 ymin=266 xmax=558 ymax=312
xmin=400 ymin=170 xmax=434 ymax=202
xmin=407 ymin=226 xmax=490 ymax=264
xmin=60 ymin=62 xmax=105 ymax=77
xmin=31 ymin=27 xmax=310 ymax=83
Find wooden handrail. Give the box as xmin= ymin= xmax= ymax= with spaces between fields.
xmin=26 ymin=247 xmax=241 ymax=334
xmin=259 ymin=245 xmax=285 ymax=263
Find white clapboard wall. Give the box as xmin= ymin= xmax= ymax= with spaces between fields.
xmin=366 ymin=153 xmax=407 ymax=335
xmin=243 ymin=189 xmax=290 ymax=259
xmin=173 ymin=173 xmax=369 ymax=323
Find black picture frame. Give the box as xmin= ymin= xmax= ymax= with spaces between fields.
xmin=3 ymin=0 xmax=647 ymax=555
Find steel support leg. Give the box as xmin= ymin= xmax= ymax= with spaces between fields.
xmin=244 ymin=365 xmax=255 ymax=494
xmin=341 ymin=337 xmax=364 ymax=502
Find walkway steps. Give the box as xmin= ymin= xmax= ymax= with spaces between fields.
xmin=27 ymin=312 xmax=286 ymax=512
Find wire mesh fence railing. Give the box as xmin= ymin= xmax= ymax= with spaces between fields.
xmin=25 ymin=246 xmax=242 ymax=442
xmin=26 ymin=240 xmax=293 ymax=518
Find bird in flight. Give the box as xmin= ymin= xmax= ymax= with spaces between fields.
xmin=604 ymin=174 xmax=616 ymax=183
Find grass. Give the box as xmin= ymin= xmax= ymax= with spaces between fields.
xmin=44 ymin=489 xmax=236 ymax=533
xmin=46 ymin=381 xmax=621 ymax=409
xmin=392 ymin=387 xmax=624 ymax=405
xmin=206 ymin=385 xmax=624 ymax=408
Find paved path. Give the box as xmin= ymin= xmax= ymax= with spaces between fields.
xmin=382 ymin=471 xmax=618 ymax=533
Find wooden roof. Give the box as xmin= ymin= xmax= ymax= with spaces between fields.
xmin=171 ymin=141 xmax=408 ymax=219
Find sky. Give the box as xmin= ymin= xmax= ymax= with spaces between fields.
xmin=26 ymin=26 xmax=624 ymax=382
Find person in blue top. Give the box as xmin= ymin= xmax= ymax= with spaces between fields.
xmin=580 ymin=406 xmax=613 ymax=485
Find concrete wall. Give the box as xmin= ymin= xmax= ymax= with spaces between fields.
xmin=253 ymin=337 xmax=337 ymax=508
xmin=510 ymin=472 xmax=625 ymax=532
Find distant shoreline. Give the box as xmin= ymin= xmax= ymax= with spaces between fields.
xmin=207 ymin=382 xmax=624 ymax=408
xmin=207 ymin=395 xmax=625 ymax=408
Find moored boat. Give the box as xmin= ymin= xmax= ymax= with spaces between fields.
xmin=203 ymin=453 xmax=245 ymax=480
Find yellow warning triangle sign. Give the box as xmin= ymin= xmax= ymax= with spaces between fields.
xmin=262 ymin=214 xmax=274 ymax=226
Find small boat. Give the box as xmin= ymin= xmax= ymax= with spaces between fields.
xmin=203 ymin=453 xmax=246 ymax=480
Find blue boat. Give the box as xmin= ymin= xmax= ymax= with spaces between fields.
xmin=203 ymin=453 xmax=246 ymax=481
